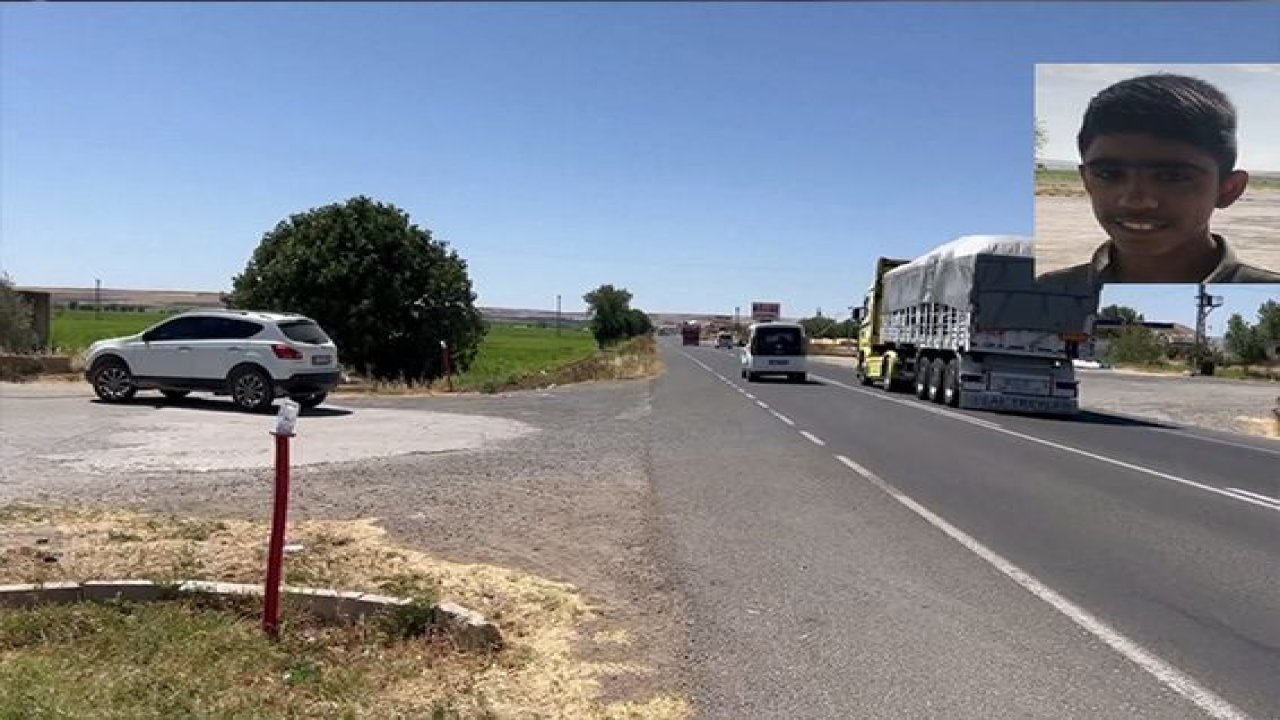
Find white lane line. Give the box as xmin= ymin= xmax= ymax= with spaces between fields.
xmin=814 ymin=374 xmax=1279 ymax=515
xmin=770 ymin=411 xmax=796 ymax=426
xmin=755 ymin=400 xmax=770 ymax=410
xmin=744 ymin=393 xmax=757 ymax=400
xmin=832 ymin=454 xmax=1250 ymax=720
xmin=1155 ymin=429 xmax=1280 ymax=458
xmin=800 ymin=431 xmax=825 ymax=446
xmin=812 ymin=373 xmax=1003 ymax=430
xmin=1227 ymin=488 xmax=1280 ymax=508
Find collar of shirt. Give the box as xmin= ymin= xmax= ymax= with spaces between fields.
xmin=1090 ymin=234 xmax=1237 ymax=283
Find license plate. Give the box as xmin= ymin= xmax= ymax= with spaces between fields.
xmin=994 ymin=377 xmax=1048 ymax=395
xmin=769 ymin=360 xmax=788 ymax=366
xmin=311 ymin=355 xmax=332 ymax=366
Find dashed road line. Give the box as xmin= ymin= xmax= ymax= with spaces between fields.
xmin=800 ymin=431 xmax=825 ymax=446
xmin=770 ymin=411 xmax=796 ymax=426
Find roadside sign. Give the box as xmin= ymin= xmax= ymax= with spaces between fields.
xmin=751 ymin=302 xmax=781 ymax=322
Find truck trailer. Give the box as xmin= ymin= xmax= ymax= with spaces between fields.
xmin=853 ymin=235 xmax=1099 ymax=415
xmin=681 ymin=321 xmax=702 ymax=346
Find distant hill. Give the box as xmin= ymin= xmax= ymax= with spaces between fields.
xmin=19 ymin=286 xmax=768 ymax=326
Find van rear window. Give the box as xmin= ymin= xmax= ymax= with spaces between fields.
xmin=752 ymin=328 xmax=804 ymax=356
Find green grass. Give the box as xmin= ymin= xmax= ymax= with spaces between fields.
xmin=454 ymin=324 xmax=599 ymax=392
xmin=0 ymin=599 xmax=460 ymax=719
xmin=52 ymin=309 xmax=175 ymax=353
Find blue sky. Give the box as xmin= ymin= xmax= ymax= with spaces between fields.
xmin=2 ymin=2 xmax=1278 ymax=331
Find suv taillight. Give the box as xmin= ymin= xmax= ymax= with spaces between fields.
xmin=272 ymin=344 xmax=303 ymax=360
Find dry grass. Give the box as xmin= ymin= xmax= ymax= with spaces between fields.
xmin=0 ymin=505 xmax=689 ymax=719
xmin=1237 ymin=416 xmax=1280 ymax=439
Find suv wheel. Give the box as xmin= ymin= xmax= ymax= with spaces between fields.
xmin=291 ymin=392 xmax=327 ymax=409
xmin=229 ymin=366 xmax=275 ymax=413
xmin=92 ymin=359 xmax=137 ymax=402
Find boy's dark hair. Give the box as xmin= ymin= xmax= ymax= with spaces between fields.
xmin=1076 ymin=73 xmax=1238 ymax=178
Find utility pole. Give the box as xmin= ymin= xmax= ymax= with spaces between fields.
xmin=1193 ymin=283 xmax=1224 ymax=375
xmin=95 ymin=278 xmax=101 ymax=320
xmin=556 ymin=294 xmax=562 ymax=336
xmin=734 ymin=306 xmax=740 ymax=338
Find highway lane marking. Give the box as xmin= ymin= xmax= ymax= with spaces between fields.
xmin=745 ymin=393 xmax=757 ymax=400
xmin=811 ymin=374 xmax=1003 ymax=430
xmin=770 ymin=411 xmax=796 ymax=426
xmin=800 ymin=431 xmax=826 ymax=446
xmin=1226 ymin=488 xmax=1280 ymax=508
xmin=832 ymin=453 xmax=1252 ymax=720
xmin=755 ymin=400 xmax=770 ymax=410
xmin=813 ymin=374 xmax=1280 ymax=516
xmin=1153 ymin=429 xmax=1280 ymax=458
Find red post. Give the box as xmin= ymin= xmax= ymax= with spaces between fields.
xmin=262 ymin=431 xmax=292 ymax=639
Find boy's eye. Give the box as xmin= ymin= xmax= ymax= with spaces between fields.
xmin=1088 ymin=167 xmax=1123 ymax=181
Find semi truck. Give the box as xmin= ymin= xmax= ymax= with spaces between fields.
xmin=852 ymin=235 xmax=1099 ymax=415
xmin=681 ymin=321 xmax=702 ymax=346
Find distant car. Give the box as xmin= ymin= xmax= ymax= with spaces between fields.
xmin=716 ymin=333 xmax=734 ymax=349
xmin=740 ymin=322 xmax=808 ymax=383
xmin=85 ymin=310 xmax=341 ymax=412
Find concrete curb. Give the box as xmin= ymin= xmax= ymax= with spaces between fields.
xmin=0 ymin=580 xmax=502 ymax=651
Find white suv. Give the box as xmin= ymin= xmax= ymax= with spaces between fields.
xmin=85 ymin=310 xmax=341 ymax=412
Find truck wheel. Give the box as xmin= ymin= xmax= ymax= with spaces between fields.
xmin=91 ymin=358 xmax=137 ymax=403
xmin=856 ymin=364 xmax=873 ymax=386
xmin=914 ymin=360 xmax=931 ymax=399
xmin=229 ymin=366 xmax=275 ymax=413
xmin=927 ymin=359 xmax=946 ymax=404
xmin=881 ymin=357 xmax=896 ymax=392
xmin=942 ymin=359 xmax=961 ymax=408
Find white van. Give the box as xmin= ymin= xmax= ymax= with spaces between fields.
xmin=740 ymin=322 xmax=808 ymax=383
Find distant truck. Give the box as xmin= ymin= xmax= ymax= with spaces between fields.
xmin=681 ymin=322 xmax=702 ymax=346
xmin=853 ymin=235 xmax=1098 ymax=415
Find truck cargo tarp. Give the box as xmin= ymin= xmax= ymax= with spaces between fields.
xmin=882 ymin=235 xmax=1098 ymax=332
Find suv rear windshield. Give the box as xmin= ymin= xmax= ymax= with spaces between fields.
xmin=751 ymin=328 xmax=805 ymax=356
xmin=277 ymin=320 xmax=330 ymax=345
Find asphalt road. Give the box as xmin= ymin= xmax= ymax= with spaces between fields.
xmin=652 ymin=340 xmax=1280 ymax=719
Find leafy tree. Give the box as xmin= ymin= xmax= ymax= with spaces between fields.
xmin=1224 ymin=313 xmax=1267 ymax=364
xmin=1104 ymin=325 xmax=1163 ymax=365
xmin=228 ymin=196 xmax=486 ymax=382
xmin=583 ymin=285 xmax=635 ymax=348
xmin=1255 ymin=300 xmax=1280 ymax=355
xmin=0 ymin=273 xmax=38 ymax=353
xmin=1035 ymin=118 xmax=1047 ymax=158
xmin=1099 ymin=304 xmax=1144 ymax=325
xmin=626 ymin=308 xmax=654 ymax=337
xmin=799 ymin=315 xmax=837 ymax=339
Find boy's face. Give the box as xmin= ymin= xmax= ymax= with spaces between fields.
xmin=1078 ymin=133 xmax=1248 ymax=257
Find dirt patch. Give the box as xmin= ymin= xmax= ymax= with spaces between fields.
xmin=0 ymin=504 xmax=690 ymax=719
xmin=1034 ymin=185 xmax=1280 ymax=275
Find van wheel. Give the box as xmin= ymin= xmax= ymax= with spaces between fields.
xmin=746 ymin=372 xmax=758 ymax=383
xmin=91 ymin=359 xmax=137 ymax=402
xmin=229 ymin=366 xmax=275 ymax=413
xmin=793 ymin=373 xmax=807 ymax=384
xmin=942 ymin=359 xmax=961 ymax=408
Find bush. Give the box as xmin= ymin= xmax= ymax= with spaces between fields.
xmin=0 ymin=274 xmax=37 ymax=353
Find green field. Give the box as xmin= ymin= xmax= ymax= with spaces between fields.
xmin=52 ymin=309 xmax=175 ymax=353
xmin=455 ymin=324 xmax=599 ymax=392
xmin=55 ymin=312 xmax=601 ymax=391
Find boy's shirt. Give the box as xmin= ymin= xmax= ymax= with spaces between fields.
xmin=1038 ymin=234 xmax=1280 ymax=287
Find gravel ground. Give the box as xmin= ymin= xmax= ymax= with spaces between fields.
xmin=0 ymin=379 xmax=688 ymax=707
xmin=1034 ymin=189 xmax=1280 ymax=276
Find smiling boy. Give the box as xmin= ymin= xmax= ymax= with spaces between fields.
xmin=1039 ymin=73 xmax=1280 ymax=285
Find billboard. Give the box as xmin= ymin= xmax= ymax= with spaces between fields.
xmin=751 ymin=302 xmax=781 ymax=322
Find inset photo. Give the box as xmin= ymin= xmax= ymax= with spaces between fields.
xmin=1035 ymin=64 xmax=1280 ymax=285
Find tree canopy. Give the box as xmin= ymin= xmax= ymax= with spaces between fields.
xmin=227 ymin=196 xmax=486 ymax=381
xmin=583 ymin=284 xmax=651 ymax=348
